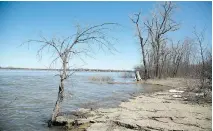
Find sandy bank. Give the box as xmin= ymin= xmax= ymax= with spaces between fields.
xmin=56 ymin=78 xmax=212 ymax=131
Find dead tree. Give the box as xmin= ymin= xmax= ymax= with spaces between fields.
xmin=159 ymin=42 xmax=170 ymax=78
xmin=130 ymin=12 xmax=149 ymax=80
xmin=193 ymin=27 xmax=206 ymax=87
xmin=26 ymin=23 xmax=117 ymax=124
xmin=180 ymin=38 xmax=193 ymax=77
xmin=170 ymin=40 xmax=185 ymax=77
xmin=205 ymin=51 xmax=212 ymax=84
xmin=145 ymin=2 xmax=180 ymax=78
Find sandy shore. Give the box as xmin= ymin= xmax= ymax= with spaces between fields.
xmin=56 ymin=78 xmax=212 ymax=131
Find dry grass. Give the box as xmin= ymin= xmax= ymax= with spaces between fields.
xmin=141 ymin=78 xmax=188 ymax=88
xmin=120 ymin=72 xmax=135 ymax=78
xmin=89 ymin=76 xmax=114 ymax=83
xmin=141 ymin=78 xmax=212 ymax=104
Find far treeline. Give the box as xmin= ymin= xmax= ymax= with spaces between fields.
xmin=131 ymin=2 xmax=211 ymax=87
xmin=0 ymin=67 xmax=133 ymax=73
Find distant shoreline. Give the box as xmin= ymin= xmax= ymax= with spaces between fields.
xmin=0 ymin=67 xmax=133 ymax=73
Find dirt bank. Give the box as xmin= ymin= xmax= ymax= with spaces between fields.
xmin=56 ymin=78 xmax=212 ymax=131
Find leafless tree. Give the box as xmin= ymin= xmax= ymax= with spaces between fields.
xmin=26 ymin=23 xmax=117 ymax=125
xmin=146 ymin=48 xmax=154 ymax=78
xmin=129 ymin=12 xmax=149 ymax=80
xmin=193 ymin=27 xmax=206 ymax=87
xmin=170 ymin=40 xmax=185 ymax=77
xmin=179 ymin=38 xmax=194 ymax=77
xmin=205 ymin=51 xmax=212 ymax=84
xmin=145 ymin=1 xmax=180 ymax=78
xmin=159 ymin=42 xmax=170 ymax=78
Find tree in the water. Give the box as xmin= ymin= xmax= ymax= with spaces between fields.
xmin=26 ymin=23 xmax=117 ymax=125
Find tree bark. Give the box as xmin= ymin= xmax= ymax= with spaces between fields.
xmin=141 ymin=42 xmax=148 ymax=80
xmin=51 ymin=79 xmax=64 ymax=123
xmin=51 ymin=60 xmax=66 ymax=123
xmin=136 ymin=20 xmax=148 ymax=80
xmin=155 ymin=46 xmax=160 ymax=78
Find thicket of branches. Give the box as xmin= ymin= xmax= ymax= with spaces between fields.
xmin=132 ymin=2 xmax=212 ymax=86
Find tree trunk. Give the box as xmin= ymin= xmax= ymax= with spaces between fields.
xmin=173 ymin=58 xmax=180 ymax=77
xmin=155 ymin=51 xmax=160 ymax=78
xmin=199 ymin=42 xmax=205 ymax=87
xmin=159 ymin=54 xmax=167 ymax=79
xmin=141 ymin=44 xmax=148 ymax=80
xmin=135 ymin=23 xmax=148 ymax=80
xmin=51 ymin=60 xmax=66 ymax=123
xmin=51 ymin=79 xmax=64 ymax=123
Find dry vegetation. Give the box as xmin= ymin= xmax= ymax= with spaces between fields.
xmin=131 ymin=2 xmax=211 ymax=102
xmin=89 ymin=76 xmax=114 ymax=83
xmin=120 ymin=72 xmax=135 ymax=78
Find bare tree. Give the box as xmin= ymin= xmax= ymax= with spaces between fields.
xmin=130 ymin=12 xmax=149 ymax=80
xmin=146 ymin=49 xmax=152 ymax=77
xmin=159 ymin=42 xmax=170 ymax=78
xmin=145 ymin=2 xmax=180 ymax=78
xmin=170 ymin=40 xmax=185 ymax=77
xmin=193 ymin=27 xmax=206 ymax=87
xmin=26 ymin=23 xmax=117 ymax=125
xmin=205 ymin=51 xmax=212 ymax=84
xmin=179 ymin=38 xmax=194 ymax=77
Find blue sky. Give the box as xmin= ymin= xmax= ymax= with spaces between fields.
xmin=0 ymin=1 xmax=212 ymax=70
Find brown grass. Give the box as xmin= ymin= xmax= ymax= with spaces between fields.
xmin=88 ymin=76 xmax=114 ymax=83
xmin=120 ymin=72 xmax=135 ymax=78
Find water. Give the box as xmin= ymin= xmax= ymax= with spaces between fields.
xmin=0 ymin=70 xmax=146 ymax=131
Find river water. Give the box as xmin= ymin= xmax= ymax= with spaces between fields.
xmin=0 ymin=70 xmax=152 ymax=131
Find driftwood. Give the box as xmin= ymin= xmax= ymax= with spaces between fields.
xmin=135 ymin=71 xmax=142 ymax=81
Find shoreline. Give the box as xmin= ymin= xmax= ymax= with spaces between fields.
xmin=55 ymin=78 xmax=212 ymax=131
xmin=0 ymin=68 xmax=133 ymax=73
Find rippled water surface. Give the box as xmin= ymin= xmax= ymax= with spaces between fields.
xmin=0 ymin=70 xmax=147 ymax=131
